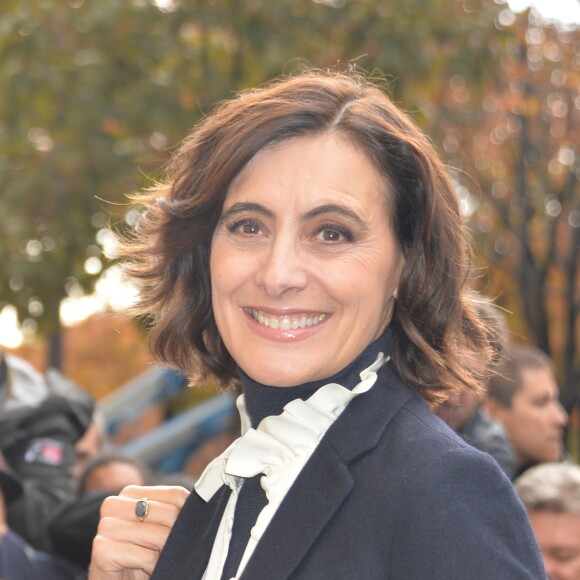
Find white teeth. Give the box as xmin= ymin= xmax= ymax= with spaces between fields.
xmin=252 ymin=310 xmax=326 ymax=329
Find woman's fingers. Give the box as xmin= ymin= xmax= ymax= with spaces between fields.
xmin=89 ymin=485 xmax=191 ymax=579
xmin=92 ymin=525 xmax=165 ymax=576
xmin=96 ymin=516 xmax=172 ymax=562
xmin=119 ymin=484 xmax=191 ymax=505
xmin=118 ymin=485 xmax=191 ymax=510
xmin=101 ymin=486 xmax=189 ymax=528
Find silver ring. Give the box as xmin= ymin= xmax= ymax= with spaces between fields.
xmin=135 ymin=497 xmax=149 ymax=522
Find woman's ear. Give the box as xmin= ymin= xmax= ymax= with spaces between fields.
xmin=393 ymin=257 xmax=406 ymax=299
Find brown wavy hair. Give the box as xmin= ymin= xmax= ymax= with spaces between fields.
xmin=121 ymin=70 xmax=492 ymax=404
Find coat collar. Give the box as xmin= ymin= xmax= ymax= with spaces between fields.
xmin=326 ymin=362 xmax=416 ymax=464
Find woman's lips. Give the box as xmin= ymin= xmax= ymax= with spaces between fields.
xmin=249 ymin=308 xmax=327 ymax=330
xmin=241 ymin=308 xmax=329 ymax=341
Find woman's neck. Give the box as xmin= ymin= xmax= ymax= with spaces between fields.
xmin=239 ymin=332 xmax=389 ymax=428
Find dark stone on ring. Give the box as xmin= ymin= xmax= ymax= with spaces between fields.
xmin=135 ymin=498 xmax=149 ymax=521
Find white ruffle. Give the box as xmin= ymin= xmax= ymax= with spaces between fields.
xmin=197 ymin=352 xmax=387 ymax=580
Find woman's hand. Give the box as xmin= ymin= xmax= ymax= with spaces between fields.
xmin=89 ymin=484 xmax=190 ymax=580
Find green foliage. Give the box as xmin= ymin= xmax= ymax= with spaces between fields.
xmin=0 ymin=0 xmax=578 ymax=391
xmin=0 ymin=0 xmax=505 ymax=335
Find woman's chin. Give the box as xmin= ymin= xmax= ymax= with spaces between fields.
xmin=239 ymin=359 xmax=327 ymax=388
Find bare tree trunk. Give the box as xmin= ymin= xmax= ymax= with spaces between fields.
xmin=48 ymin=327 xmax=63 ymax=371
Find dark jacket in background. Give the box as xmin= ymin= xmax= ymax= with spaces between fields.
xmin=0 ymin=355 xmax=93 ymax=552
xmin=458 ymin=406 xmax=517 ymax=479
xmin=0 ymin=530 xmax=75 ymax=580
xmin=48 ymin=491 xmax=109 ymax=574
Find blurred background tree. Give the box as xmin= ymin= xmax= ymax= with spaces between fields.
xmin=0 ymin=0 xmax=577 ymax=405
xmin=456 ymin=17 xmax=579 ymax=406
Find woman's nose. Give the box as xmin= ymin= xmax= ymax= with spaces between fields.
xmin=254 ymin=238 xmax=308 ymax=298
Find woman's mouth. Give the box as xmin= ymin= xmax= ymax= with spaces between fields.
xmin=249 ymin=309 xmax=327 ymax=330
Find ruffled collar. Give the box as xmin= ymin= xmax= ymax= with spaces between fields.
xmin=195 ymin=350 xmax=388 ymax=503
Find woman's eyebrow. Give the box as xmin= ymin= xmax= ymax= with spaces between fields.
xmin=302 ymin=204 xmax=369 ymax=232
xmin=220 ymin=201 xmax=369 ymax=232
xmin=219 ymin=202 xmax=274 ymax=220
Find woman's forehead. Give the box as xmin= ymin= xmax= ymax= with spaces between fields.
xmin=221 ymin=133 xmax=391 ymax=216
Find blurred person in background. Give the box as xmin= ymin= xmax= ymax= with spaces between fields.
xmin=0 ymin=471 xmax=75 ymax=579
xmin=484 ymin=345 xmax=568 ymax=478
xmin=434 ymin=295 xmax=516 ymax=478
xmin=515 ymin=463 xmax=580 ymax=580
xmin=73 ymin=408 xmax=110 ymax=482
xmin=77 ymin=452 xmax=151 ymax=495
xmin=49 ymin=451 xmax=152 ymax=577
xmin=0 ymin=349 xmax=94 ymax=552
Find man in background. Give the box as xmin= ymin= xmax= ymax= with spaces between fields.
xmin=484 ymin=345 xmax=568 ymax=477
xmin=515 ymin=462 xmax=580 ymax=580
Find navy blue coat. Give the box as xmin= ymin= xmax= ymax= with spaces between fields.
xmin=153 ymin=363 xmax=546 ymax=579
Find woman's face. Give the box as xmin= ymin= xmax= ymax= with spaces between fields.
xmin=210 ymin=133 xmax=404 ymax=387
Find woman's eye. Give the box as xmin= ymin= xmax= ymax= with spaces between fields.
xmin=316 ymin=226 xmax=353 ymax=243
xmin=240 ymin=223 xmax=260 ymax=234
xmin=227 ymin=220 xmax=262 ymax=235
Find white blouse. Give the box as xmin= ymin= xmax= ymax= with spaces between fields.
xmin=195 ymin=353 xmax=387 ymax=580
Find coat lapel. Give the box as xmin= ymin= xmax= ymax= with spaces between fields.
xmin=240 ymin=363 xmax=415 ymax=580
xmin=239 ymin=438 xmax=353 ymax=580
xmin=326 ymin=363 xmax=415 ymax=464
xmin=152 ymin=485 xmax=231 ymax=580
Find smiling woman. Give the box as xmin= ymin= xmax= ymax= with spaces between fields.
xmin=89 ymin=71 xmax=546 ymax=580
xmin=210 ymin=134 xmax=404 ymax=387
